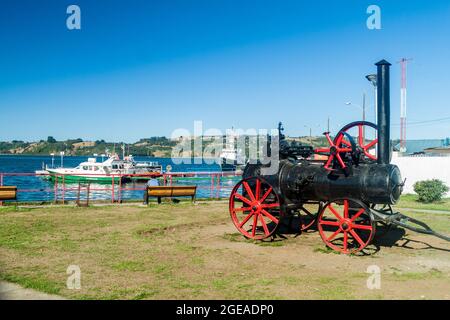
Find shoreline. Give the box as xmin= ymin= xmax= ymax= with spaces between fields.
xmin=0 ymin=154 xmax=218 ymax=160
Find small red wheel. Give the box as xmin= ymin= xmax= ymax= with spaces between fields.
xmin=229 ymin=177 xmax=283 ymax=240
xmin=334 ymin=121 xmax=378 ymax=162
xmin=317 ymin=199 xmax=376 ymax=254
xmin=315 ymin=132 xmax=353 ymax=171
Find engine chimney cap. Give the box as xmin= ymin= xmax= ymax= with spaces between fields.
xmin=375 ymin=59 xmax=392 ymax=66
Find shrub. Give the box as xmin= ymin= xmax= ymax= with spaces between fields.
xmin=413 ymin=179 xmax=449 ymax=203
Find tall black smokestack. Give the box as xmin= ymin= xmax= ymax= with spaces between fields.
xmin=375 ymin=60 xmax=392 ymax=164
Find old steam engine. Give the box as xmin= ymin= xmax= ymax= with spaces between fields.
xmin=229 ymin=60 xmax=449 ymax=254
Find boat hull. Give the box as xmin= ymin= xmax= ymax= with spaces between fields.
xmin=47 ymin=173 xmax=122 ymax=184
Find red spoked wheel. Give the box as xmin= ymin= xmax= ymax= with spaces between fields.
xmin=315 ymin=132 xmax=353 ymax=171
xmin=317 ymin=199 xmax=376 ymax=254
xmin=229 ymin=177 xmax=283 ymax=240
xmin=334 ymin=121 xmax=378 ymax=162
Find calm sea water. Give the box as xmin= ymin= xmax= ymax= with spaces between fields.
xmin=0 ymin=155 xmax=239 ymax=202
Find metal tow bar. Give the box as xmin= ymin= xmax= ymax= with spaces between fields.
xmin=371 ymin=209 xmax=450 ymax=242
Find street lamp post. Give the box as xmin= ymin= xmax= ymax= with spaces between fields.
xmin=345 ymin=100 xmax=366 ymax=122
xmin=50 ymin=153 xmax=55 ymax=168
xmin=366 ymin=74 xmax=378 ymax=125
xmin=304 ymin=125 xmax=321 ymax=144
xmin=345 ymin=95 xmax=366 ymax=140
xmin=60 ymin=151 xmax=65 ymax=168
xmin=363 ymin=92 xmax=366 ymax=123
xmin=345 ymin=102 xmax=365 ymax=121
xmin=304 ymin=125 xmax=312 ymax=144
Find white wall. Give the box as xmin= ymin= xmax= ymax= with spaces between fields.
xmin=391 ymin=152 xmax=450 ymax=196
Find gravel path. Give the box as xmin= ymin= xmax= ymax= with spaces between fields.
xmin=0 ymin=281 xmax=65 ymax=300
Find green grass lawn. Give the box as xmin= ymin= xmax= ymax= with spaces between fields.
xmin=395 ymin=194 xmax=450 ymax=211
xmin=0 ymin=200 xmax=449 ymax=300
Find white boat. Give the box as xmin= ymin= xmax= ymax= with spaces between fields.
xmin=219 ymin=132 xmax=245 ymax=171
xmin=122 ymin=155 xmax=162 ymax=180
xmin=38 ymin=155 xmax=162 ymax=183
xmin=44 ymin=156 xmax=125 ymax=183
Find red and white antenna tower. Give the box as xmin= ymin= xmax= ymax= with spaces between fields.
xmin=398 ymin=58 xmax=412 ymax=153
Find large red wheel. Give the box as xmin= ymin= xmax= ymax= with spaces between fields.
xmin=317 ymin=199 xmax=376 ymax=254
xmin=229 ymin=177 xmax=283 ymax=240
xmin=334 ymin=121 xmax=378 ymax=162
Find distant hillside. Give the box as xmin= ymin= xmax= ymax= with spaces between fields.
xmin=0 ymin=137 xmax=177 ymax=157
xmin=0 ymin=135 xmax=329 ymax=157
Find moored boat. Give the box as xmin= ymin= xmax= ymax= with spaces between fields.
xmin=45 ymin=157 xmax=124 ymax=183
xmin=122 ymin=155 xmax=163 ymax=180
xmin=39 ymin=154 xmax=163 ymax=183
xmin=219 ymin=133 xmax=245 ymax=172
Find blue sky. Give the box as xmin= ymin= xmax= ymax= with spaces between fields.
xmin=0 ymin=0 xmax=450 ymax=142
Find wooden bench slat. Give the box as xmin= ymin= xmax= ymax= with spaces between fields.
xmin=0 ymin=186 xmax=18 ymax=201
xmin=145 ymin=186 xmax=197 ymax=204
xmin=148 ymin=186 xmax=196 ymax=196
